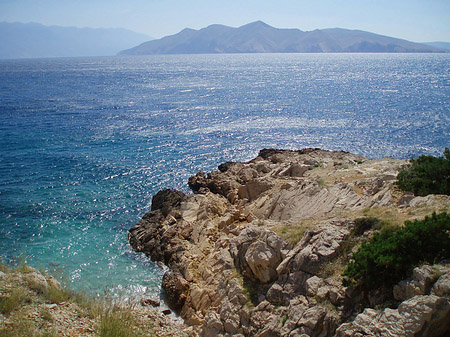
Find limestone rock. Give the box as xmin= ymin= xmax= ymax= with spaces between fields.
xmin=336 ymin=295 xmax=450 ymax=337
xmin=278 ymin=220 xmax=351 ymax=275
xmin=393 ymin=265 xmax=442 ymax=301
xmin=229 ymin=225 xmax=290 ymax=283
xmin=432 ymin=272 xmax=450 ymax=297
xmin=151 ymin=189 xmax=187 ymax=215
xmin=162 ymin=271 xmax=190 ymax=313
xmin=24 ymin=271 xmax=49 ymax=293
xmin=127 ymin=148 xmax=450 ymax=337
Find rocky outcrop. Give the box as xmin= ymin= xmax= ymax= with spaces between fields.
xmin=128 ymin=148 xmax=450 ymax=336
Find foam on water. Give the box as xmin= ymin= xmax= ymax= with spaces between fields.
xmin=0 ymin=53 xmax=449 ymax=301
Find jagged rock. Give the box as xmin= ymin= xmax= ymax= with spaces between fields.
xmin=127 ymin=148 xmax=450 ymax=337
xmin=24 ymin=271 xmax=49 ymax=293
xmin=393 ymin=265 xmax=444 ymax=301
xmin=201 ymin=311 xmax=223 ymax=337
xmin=305 ymin=276 xmax=324 ymax=297
xmin=336 ymin=295 xmax=450 ymax=337
xmin=140 ymin=298 xmax=161 ymax=307
xmin=278 ymin=221 xmax=351 ymax=275
xmin=162 ymin=271 xmax=190 ymax=313
xmin=432 ymin=272 xmax=450 ymax=297
xmin=229 ymin=225 xmax=290 ymax=284
xmin=151 ymin=189 xmax=187 ymax=215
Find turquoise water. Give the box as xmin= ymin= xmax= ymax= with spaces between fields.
xmin=0 ymin=54 xmax=449 ymax=300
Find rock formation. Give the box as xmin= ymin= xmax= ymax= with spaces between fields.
xmin=128 ymin=148 xmax=450 ymax=336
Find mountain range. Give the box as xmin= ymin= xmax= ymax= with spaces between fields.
xmin=120 ymin=21 xmax=445 ymax=55
xmin=0 ymin=22 xmax=151 ymax=59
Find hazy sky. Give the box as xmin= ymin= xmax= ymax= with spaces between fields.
xmin=1 ymin=0 xmax=449 ymax=42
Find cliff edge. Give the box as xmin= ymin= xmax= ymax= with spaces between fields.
xmin=129 ymin=148 xmax=450 ymax=337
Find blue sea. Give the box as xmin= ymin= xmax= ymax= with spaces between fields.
xmin=0 ymin=54 xmax=449 ymax=300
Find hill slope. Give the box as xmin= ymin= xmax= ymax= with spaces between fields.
xmin=423 ymin=41 xmax=450 ymax=51
xmin=0 ymin=22 xmax=152 ymax=59
xmin=120 ymin=21 xmax=443 ymax=55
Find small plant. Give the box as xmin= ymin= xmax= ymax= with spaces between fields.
xmin=275 ymin=223 xmax=310 ymax=245
xmin=343 ymin=212 xmax=450 ymax=289
xmin=397 ymin=148 xmax=450 ymax=196
xmin=0 ymin=287 xmax=32 ymax=315
xmin=43 ymin=284 xmax=71 ymax=304
xmin=352 ymin=217 xmax=385 ymax=235
xmin=40 ymin=307 xmax=53 ymax=322
xmin=98 ymin=303 xmax=142 ymax=337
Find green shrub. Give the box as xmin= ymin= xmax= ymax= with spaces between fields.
xmin=396 ymin=148 xmax=450 ymax=196
xmin=352 ymin=217 xmax=385 ymax=235
xmin=343 ymin=212 xmax=450 ymax=289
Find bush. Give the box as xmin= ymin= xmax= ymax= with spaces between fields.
xmin=98 ymin=303 xmax=143 ymax=337
xmin=352 ymin=217 xmax=385 ymax=236
xmin=396 ymin=148 xmax=450 ymax=196
xmin=343 ymin=212 xmax=450 ymax=289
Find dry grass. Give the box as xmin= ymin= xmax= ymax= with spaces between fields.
xmin=0 ymin=263 xmax=158 ymax=337
xmin=274 ymin=223 xmax=311 ymax=245
xmin=0 ymin=287 xmax=32 ymax=315
xmin=98 ymin=302 xmax=145 ymax=337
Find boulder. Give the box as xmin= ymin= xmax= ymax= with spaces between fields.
xmin=335 ymin=295 xmax=450 ymax=337
xmin=278 ymin=221 xmax=351 ymax=275
xmin=432 ymin=272 xmax=450 ymax=297
xmin=162 ymin=271 xmax=190 ymax=313
xmin=229 ymin=225 xmax=290 ymax=284
xmin=393 ymin=265 xmax=441 ymax=301
xmin=151 ymin=189 xmax=187 ymax=215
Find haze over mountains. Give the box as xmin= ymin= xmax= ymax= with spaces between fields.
xmin=0 ymin=22 xmax=151 ymax=59
xmin=120 ymin=21 xmax=445 ymax=55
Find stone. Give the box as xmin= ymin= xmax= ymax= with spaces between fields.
xmin=151 ymin=189 xmax=187 ymax=216
xmin=230 ymin=225 xmax=289 ymax=284
xmin=335 ymin=295 xmax=450 ymax=337
xmin=25 ymin=271 xmax=49 ymax=293
xmin=393 ymin=265 xmax=438 ymax=301
xmin=201 ymin=311 xmax=223 ymax=337
xmin=140 ymin=298 xmax=160 ymax=307
xmin=125 ymin=148 xmax=450 ymax=337
xmin=162 ymin=271 xmax=190 ymax=313
xmin=278 ymin=221 xmax=351 ymax=275
xmin=432 ymin=272 xmax=450 ymax=297
xmin=305 ymin=276 xmax=324 ymax=297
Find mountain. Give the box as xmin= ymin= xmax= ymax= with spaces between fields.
xmin=120 ymin=21 xmax=444 ymax=55
xmin=0 ymin=22 xmax=152 ymax=59
xmin=422 ymin=42 xmax=450 ymax=51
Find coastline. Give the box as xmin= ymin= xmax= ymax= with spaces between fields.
xmin=129 ymin=148 xmax=450 ymax=336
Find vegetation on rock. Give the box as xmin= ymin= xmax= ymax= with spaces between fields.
xmin=396 ymin=148 xmax=450 ymax=196
xmin=343 ymin=212 xmax=450 ymax=289
xmin=0 ymin=264 xmax=187 ymax=337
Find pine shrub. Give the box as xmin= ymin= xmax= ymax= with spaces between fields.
xmin=343 ymin=212 xmax=450 ymax=289
xmin=396 ymin=148 xmax=450 ymax=196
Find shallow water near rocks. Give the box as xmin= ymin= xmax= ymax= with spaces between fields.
xmin=0 ymin=53 xmax=449 ymax=300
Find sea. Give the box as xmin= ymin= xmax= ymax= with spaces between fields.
xmin=0 ymin=53 xmax=449 ymax=302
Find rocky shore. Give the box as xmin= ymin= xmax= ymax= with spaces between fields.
xmin=0 ymin=265 xmax=194 ymax=336
xmin=129 ymin=148 xmax=450 ymax=337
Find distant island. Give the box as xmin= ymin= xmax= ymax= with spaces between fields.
xmin=0 ymin=22 xmax=151 ymax=59
xmin=120 ymin=21 xmax=447 ymax=55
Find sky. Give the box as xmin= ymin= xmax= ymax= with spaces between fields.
xmin=1 ymin=0 xmax=450 ymax=42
